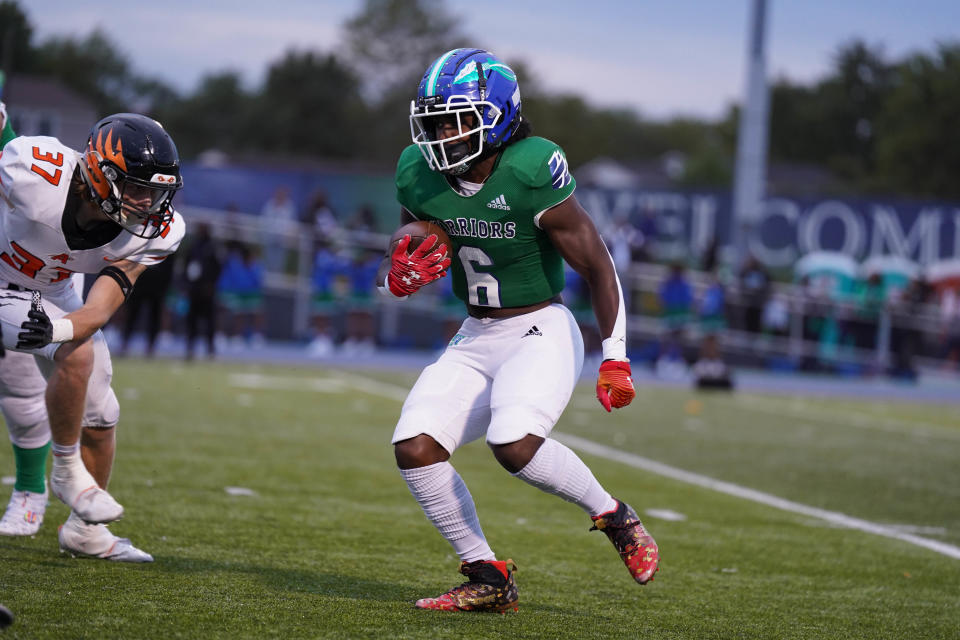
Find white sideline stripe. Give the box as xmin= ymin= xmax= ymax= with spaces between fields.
xmin=335 ymin=372 xmax=411 ymax=402
xmin=646 ymin=508 xmax=687 ymax=521
xmin=554 ymin=432 xmax=960 ymax=560
xmin=228 ymin=372 xmax=410 ymax=403
xmin=229 ymin=373 xmax=346 ymax=393
xmin=224 ymin=372 xmax=960 ymax=559
xmin=225 ymin=486 xmax=257 ymax=497
xmin=733 ymin=395 xmax=960 ymax=440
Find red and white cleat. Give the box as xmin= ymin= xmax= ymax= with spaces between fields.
xmin=415 ymin=559 xmax=519 ymax=613
xmin=591 ymin=499 xmax=660 ymax=584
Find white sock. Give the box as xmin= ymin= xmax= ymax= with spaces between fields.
xmin=513 ymin=438 xmax=618 ymax=517
xmin=400 ymin=461 xmax=495 ymax=563
xmin=51 ymin=442 xmax=80 ymax=458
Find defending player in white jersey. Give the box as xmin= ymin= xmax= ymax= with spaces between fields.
xmin=0 ymin=113 xmax=184 ymax=561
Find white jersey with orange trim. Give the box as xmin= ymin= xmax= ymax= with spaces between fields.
xmin=0 ymin=135 xmax=185 ymax=296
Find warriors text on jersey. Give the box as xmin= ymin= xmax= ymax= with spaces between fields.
xmin=396 ymin=136 xmax=575 ymax=308
xmin=0 ymin=136 xmax=185 ymax=294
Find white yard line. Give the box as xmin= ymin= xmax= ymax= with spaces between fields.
xmin=732 ymin=395 xmax=960 ymax=439
xmin=227 ymin=371 xmax=959 ymax=560
xmin=229 ymin=373 xmax=347 ymax=393
xmin=228 ymin=371 xmax=410 ymax=402
xmin=555 ymin=432 xmax=960 ymax=560
xmin=333 ymin=372 xmax=411 ymax=402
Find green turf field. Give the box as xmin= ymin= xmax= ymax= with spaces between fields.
xmin=1 ymin=360 xmax=958 ymax=639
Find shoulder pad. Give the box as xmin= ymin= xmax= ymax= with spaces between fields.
xmin=127 ymin=210 xmax=186 ymax=265
xmin=501 ymin=137 xmax=573 ymax=191
xmin=395 ymin=144 xmax=427 ymax=192
xmin=0 ymin=136 xmax=76 ymax=222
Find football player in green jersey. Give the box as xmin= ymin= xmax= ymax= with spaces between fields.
xmin=378 ymin=49 xmax=660 ymax=612
xmin=0 ymin=102 xmax=13 ymax=148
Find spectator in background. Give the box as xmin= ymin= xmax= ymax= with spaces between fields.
xmin=659 ymin=263 xmax=694 ymax=333
xmin=657 ymin=263 xmax=693 ymax=378
xmin=184 ymin=223 xmax=224 ymax=361
xmin=692 ymin=275 xmax=733 ymax=389
xmin=603 ymin=214 xmax=643 ymax=314
xmin=700 ymin=238 xmax=720 ymax=274
xmin=118 ymin=255 xmax=177 ymax=357
xmin=304 ymin=189 xmax=339 ymax=242
xmin=939 ymin=287 xmax=960 ymax=370
xmin=739 ymin=256 xmax=771 ymax=333
xmin=215 ymin=201 xmax=257 ymax=255
xmin=888 ymin=276 xmax=929 ymax=380
xmin=345 ymin=204 xmax=379 ymax=234
xmin=761 ymin=293 xmax=791 ymax=337
xmin=261 ymin=186 xmax=298 ymax=272
xmin=845 ymin=273 xmax=885 ymax=352
xmin=341 ymin=248 xmax=381 ymax=356
xmin=797 ymin=274 xmax=834 ymax=371
xmin=562 ymin=262 xmax=600 ymax=356
xmin=635 ymin=205 xmax=658 ymax=263
xmin=261 ymin=185 xmax=297 ymax=224
xmin=698 ymin=275 xmax=726 ymax=336
xmin=218 ymin=244 xmax=266 ymax=349
xmin=308 ymin=239 xmax=344 ymax=357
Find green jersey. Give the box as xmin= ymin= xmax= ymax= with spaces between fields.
xmin=396 ymin=136 xmax=576 ymax=308
xmin=0 ymin=117 xmax=13 ymax=148
xmin=0 ymin=71 xmax=11 ymax=148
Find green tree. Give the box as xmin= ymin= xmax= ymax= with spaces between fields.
xmin=344 ymin=0 xmax=465 ymax=101
xmin=342 ymin=0 xmax=469 ymax=163
xmin=817 ymin=41 xmax=893 ymax=183
xmin=31 ymin=30 xmax=136 ymax=115
xmin=875 ymin=43 xmax=960 ymax=199
xmin=767 ymin=40 xmax=893 ymax=184
xmin=249 ymin=50 xmax=366 ymax=159
xmin=156 ymin=72 xmax=250 ymax=157
xmin=0 ymin=0 xmax=32 ymax=74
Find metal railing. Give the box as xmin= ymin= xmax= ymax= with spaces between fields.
xmin=179 ymin=205 xmax=954 ymax=372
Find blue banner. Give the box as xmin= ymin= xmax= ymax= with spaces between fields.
xmin=178 ymin=161 xmax=960 ymax=270
xmin=578 ymin=188 xmax=960 ymax=268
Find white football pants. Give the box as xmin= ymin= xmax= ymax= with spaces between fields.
xmin=392 ymin=303 xmax=584 ymax=453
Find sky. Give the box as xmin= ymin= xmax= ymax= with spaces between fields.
xmin=20 ymin=0 xmax=960 ymax=120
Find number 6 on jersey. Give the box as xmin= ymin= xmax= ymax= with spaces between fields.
xmin=458 ymin=246 xmax=501 ymax=307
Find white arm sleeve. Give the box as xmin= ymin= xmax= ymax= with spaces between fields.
xmin=600 ymin=248 xmax=628 ymax=361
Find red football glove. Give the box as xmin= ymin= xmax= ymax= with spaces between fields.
xmin=386 ymin=234 xmax=452 ymax=297
xmin=596 ymin=360 xmax=635 ymax=412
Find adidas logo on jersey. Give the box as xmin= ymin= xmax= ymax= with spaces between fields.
xmin=521 ymin=325 xmax=542 ymax=338
xmin=486 ymin=194 xmax=511 ymax=210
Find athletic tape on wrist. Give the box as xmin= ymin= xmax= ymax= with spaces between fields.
xmin=601 ymin=336 xmax=627 ymax=361
xmin=51 ymin=318 xmax=74 ymax=343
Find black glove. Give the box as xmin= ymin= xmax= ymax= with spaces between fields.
xmin=17 ymin=306 xmax=53 ymax=350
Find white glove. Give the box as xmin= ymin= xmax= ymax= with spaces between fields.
xmin=0 ymin=102 xmax=6 ymax=132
